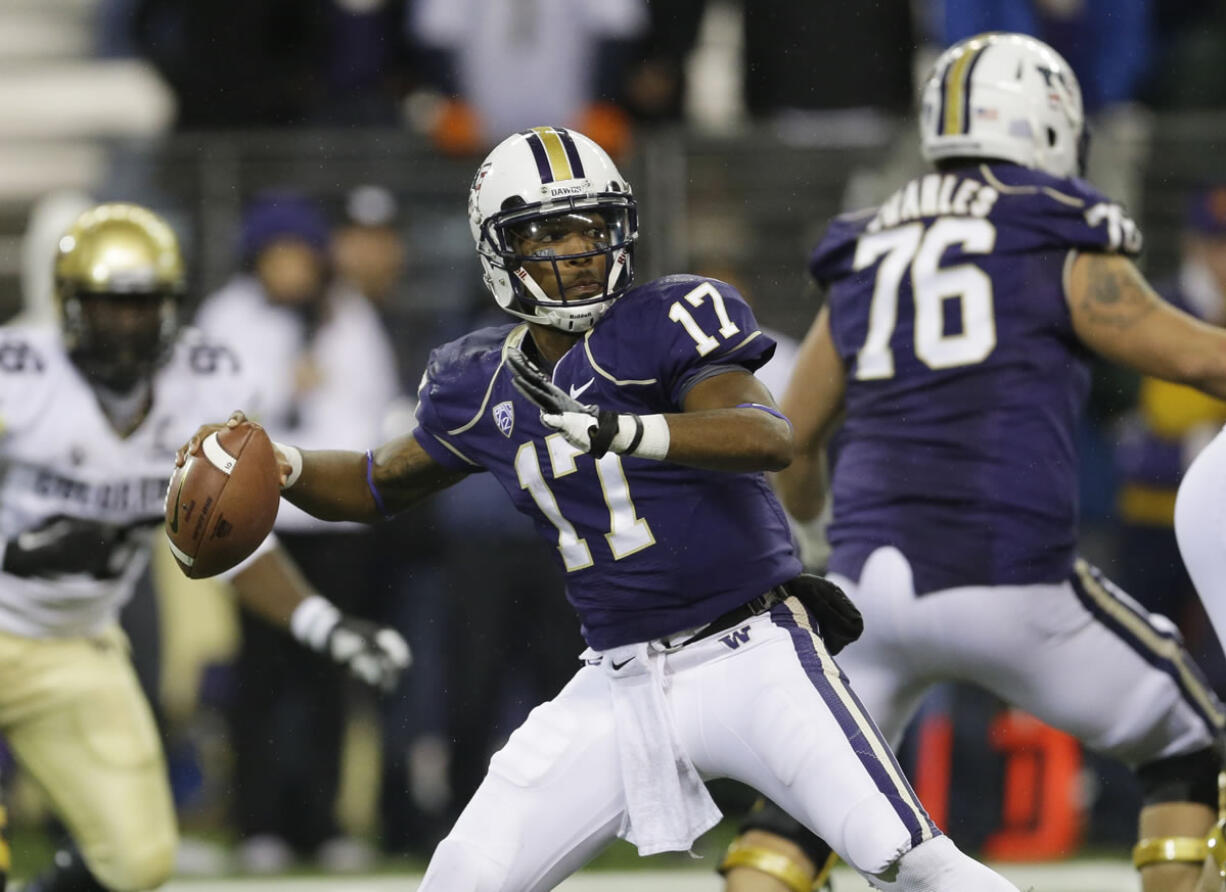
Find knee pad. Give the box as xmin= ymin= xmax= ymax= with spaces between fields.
xmin=839 ymin=792 xmax=918 ymax=876
xmin=1136 ymin=745 xmax=1221 ymax=809
xmin=420 ymin=836 xmax=509 ymax=892
xmin=95 ymin=836 xmax=175 ymax=892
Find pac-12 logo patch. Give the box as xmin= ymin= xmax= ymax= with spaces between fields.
xmin=493 ymin=400 xmax=514 ymax=437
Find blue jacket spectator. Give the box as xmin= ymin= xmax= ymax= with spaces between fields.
xmin=936 ymin=0 xmax=1151 ymax=113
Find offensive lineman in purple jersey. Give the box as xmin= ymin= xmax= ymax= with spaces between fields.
xmin=179 ymin=127 xmax=1021 ymax=891
xmin=723 ymin=33 xmax=1226 ymax=892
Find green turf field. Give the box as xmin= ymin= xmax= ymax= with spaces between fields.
xmin=153 ymin=860 xmax=1138 ymax=891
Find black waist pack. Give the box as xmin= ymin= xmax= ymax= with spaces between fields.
xmin=783 ymin=572 xmax=864 ymax=655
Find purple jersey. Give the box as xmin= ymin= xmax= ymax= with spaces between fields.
xmin=810 ymin=163 xmax=1142 ymax=594
xmin=413 ymin=275 xmax=802 ymax=649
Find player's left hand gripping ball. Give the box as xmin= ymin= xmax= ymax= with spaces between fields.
xmin=506 ymin=347 xmax=669 ymax=460
xmin=166 ymin=414 xmax=280 ymax=578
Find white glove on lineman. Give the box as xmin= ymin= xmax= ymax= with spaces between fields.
xmin=290 ymin=595 xmax=411 ymax=692
xmin=506 ymin=347 xmax=670 ymax=460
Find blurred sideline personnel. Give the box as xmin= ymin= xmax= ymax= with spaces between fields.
xmin=182 ymin=127 xmax=1020 ymax=891
xmin=194 ymin=193 xmax=402 ymax=871
xmin=409 ymin=0 xmax=646 ymax=157
xmin=1116 ymin=188 xmax=1226 ymax=664
xmin=0 ymin=204 xmax=408 ymax=892
xmin=330 ymin=185 xmax=456 ymax=855
xmin=332 ymin=186 xmax=406 ymax=312
xmin=732 ymin=34 xmax=1226 ymax=892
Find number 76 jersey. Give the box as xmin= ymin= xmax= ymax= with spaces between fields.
xmin=412 ymin=275 xmax=802 ymax=651
xmin=811 ymin=162 xmax=1142 ymax=597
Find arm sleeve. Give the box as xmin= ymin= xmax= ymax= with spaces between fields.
xmin=649 ymin=279 xmax=778 ymax=406
xmin=808 ymin=214 xmax=869 ymax=288
xmin=1039 ymin=187 xmax=1144 ymax=256
xmin=411 ymin=363 xmax=484 ymax=472
xmin=0 ymin=333 xmax=51 ymax=434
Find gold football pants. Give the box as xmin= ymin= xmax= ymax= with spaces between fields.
xmin=0 ymin=625 xmax=176 ymax=891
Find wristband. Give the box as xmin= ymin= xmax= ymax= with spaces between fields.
xmin=610 ymin=413 xmax=670 ymax=461
xmin=289 ymin=594 xmax=340 ymax=650
xmin=736 ymin=402 xmax=792 ymax=427
xmin=365 ymin=450 xmax=391 ymax=518
xmin=272 ymin=441 xmax=304 ymax=490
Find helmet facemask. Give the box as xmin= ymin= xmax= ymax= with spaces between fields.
xmin=61 ymin=287 xmax=179 ymax=392
xmin=479 ymin=194 xmax=637 ymax=333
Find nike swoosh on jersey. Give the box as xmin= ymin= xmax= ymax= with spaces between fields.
xmin=610 ymin=657 xmax=634 ymax=671
xmin=569 ymin=378 xmax=595 ymax=400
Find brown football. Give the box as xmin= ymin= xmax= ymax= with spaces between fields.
xmin=165 ymin=421 xmax=280 ymax=579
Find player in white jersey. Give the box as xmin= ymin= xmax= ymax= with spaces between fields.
xmin=0 ymin=204 xmax=409 ymax=892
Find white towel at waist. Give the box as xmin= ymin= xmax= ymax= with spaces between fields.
xmin=585 ymin=638 xmax=722 ymax=856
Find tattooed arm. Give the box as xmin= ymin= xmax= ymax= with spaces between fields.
xmin=177 ymin=411 xmax=471 ymax=523
xmin=1065 ymin=251 xmax=1226 ymax=399
xmin=279 ymin=436 xmax=471 ymax=522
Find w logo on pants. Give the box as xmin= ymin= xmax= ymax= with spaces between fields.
xmin=719 ymin=627 xmax=751 ymax=650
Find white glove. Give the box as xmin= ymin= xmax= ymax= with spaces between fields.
xmin=506 ymin=347 xmax=669 ymax=460
xmin=290 ymin=595 xmax=411 ymax=692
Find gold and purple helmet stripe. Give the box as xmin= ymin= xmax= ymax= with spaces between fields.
xmin=521 ymin=127 xmax=587 ymax=184
xmin=936 ymin=38 xmax=990 ymax=136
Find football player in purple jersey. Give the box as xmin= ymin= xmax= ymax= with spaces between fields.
xmin=180 ymin=126 xmax=1019 ymax=891
xmin=731 ymin=32 xmax=1226 ymax=892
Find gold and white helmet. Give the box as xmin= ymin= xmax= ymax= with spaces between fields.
xmin=468 ymin=127 xmax=637 ymax=333
xmin=920 ymin=32 xmax=1087 ymax=179
xmin=54 ymin=203 xmax=185 ymax=389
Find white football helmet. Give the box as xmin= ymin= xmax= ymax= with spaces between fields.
xmin=468 ymin=127 xmax=637 ymax=333
xmin=920 ymin=32 xmax=1087 ymax=179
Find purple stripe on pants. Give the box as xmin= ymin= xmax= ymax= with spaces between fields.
xmin=769 ymin=600 xmax=937 ymax=849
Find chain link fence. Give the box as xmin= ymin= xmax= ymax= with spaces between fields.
xmin=2 ymin=113 xmax=1223 ymax=337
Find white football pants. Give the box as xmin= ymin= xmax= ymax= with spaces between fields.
xmin=419 ymin=594 xmax=1017 ymax=891
xmin=1176 ymin=426 xmax=1226 ymax=659
xmin=831 ymin=547 xmax=1223 ymax=763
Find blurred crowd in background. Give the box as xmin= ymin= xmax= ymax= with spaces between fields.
xmin=6 ymin=0 xmax=1226 ymax=876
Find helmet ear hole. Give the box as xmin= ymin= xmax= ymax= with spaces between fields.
xmin=1047 ymin=127 xmax=1058 ymax=148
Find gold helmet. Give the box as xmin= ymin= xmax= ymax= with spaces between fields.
xmin=54 ymin=203 xmax=185 ymax=391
